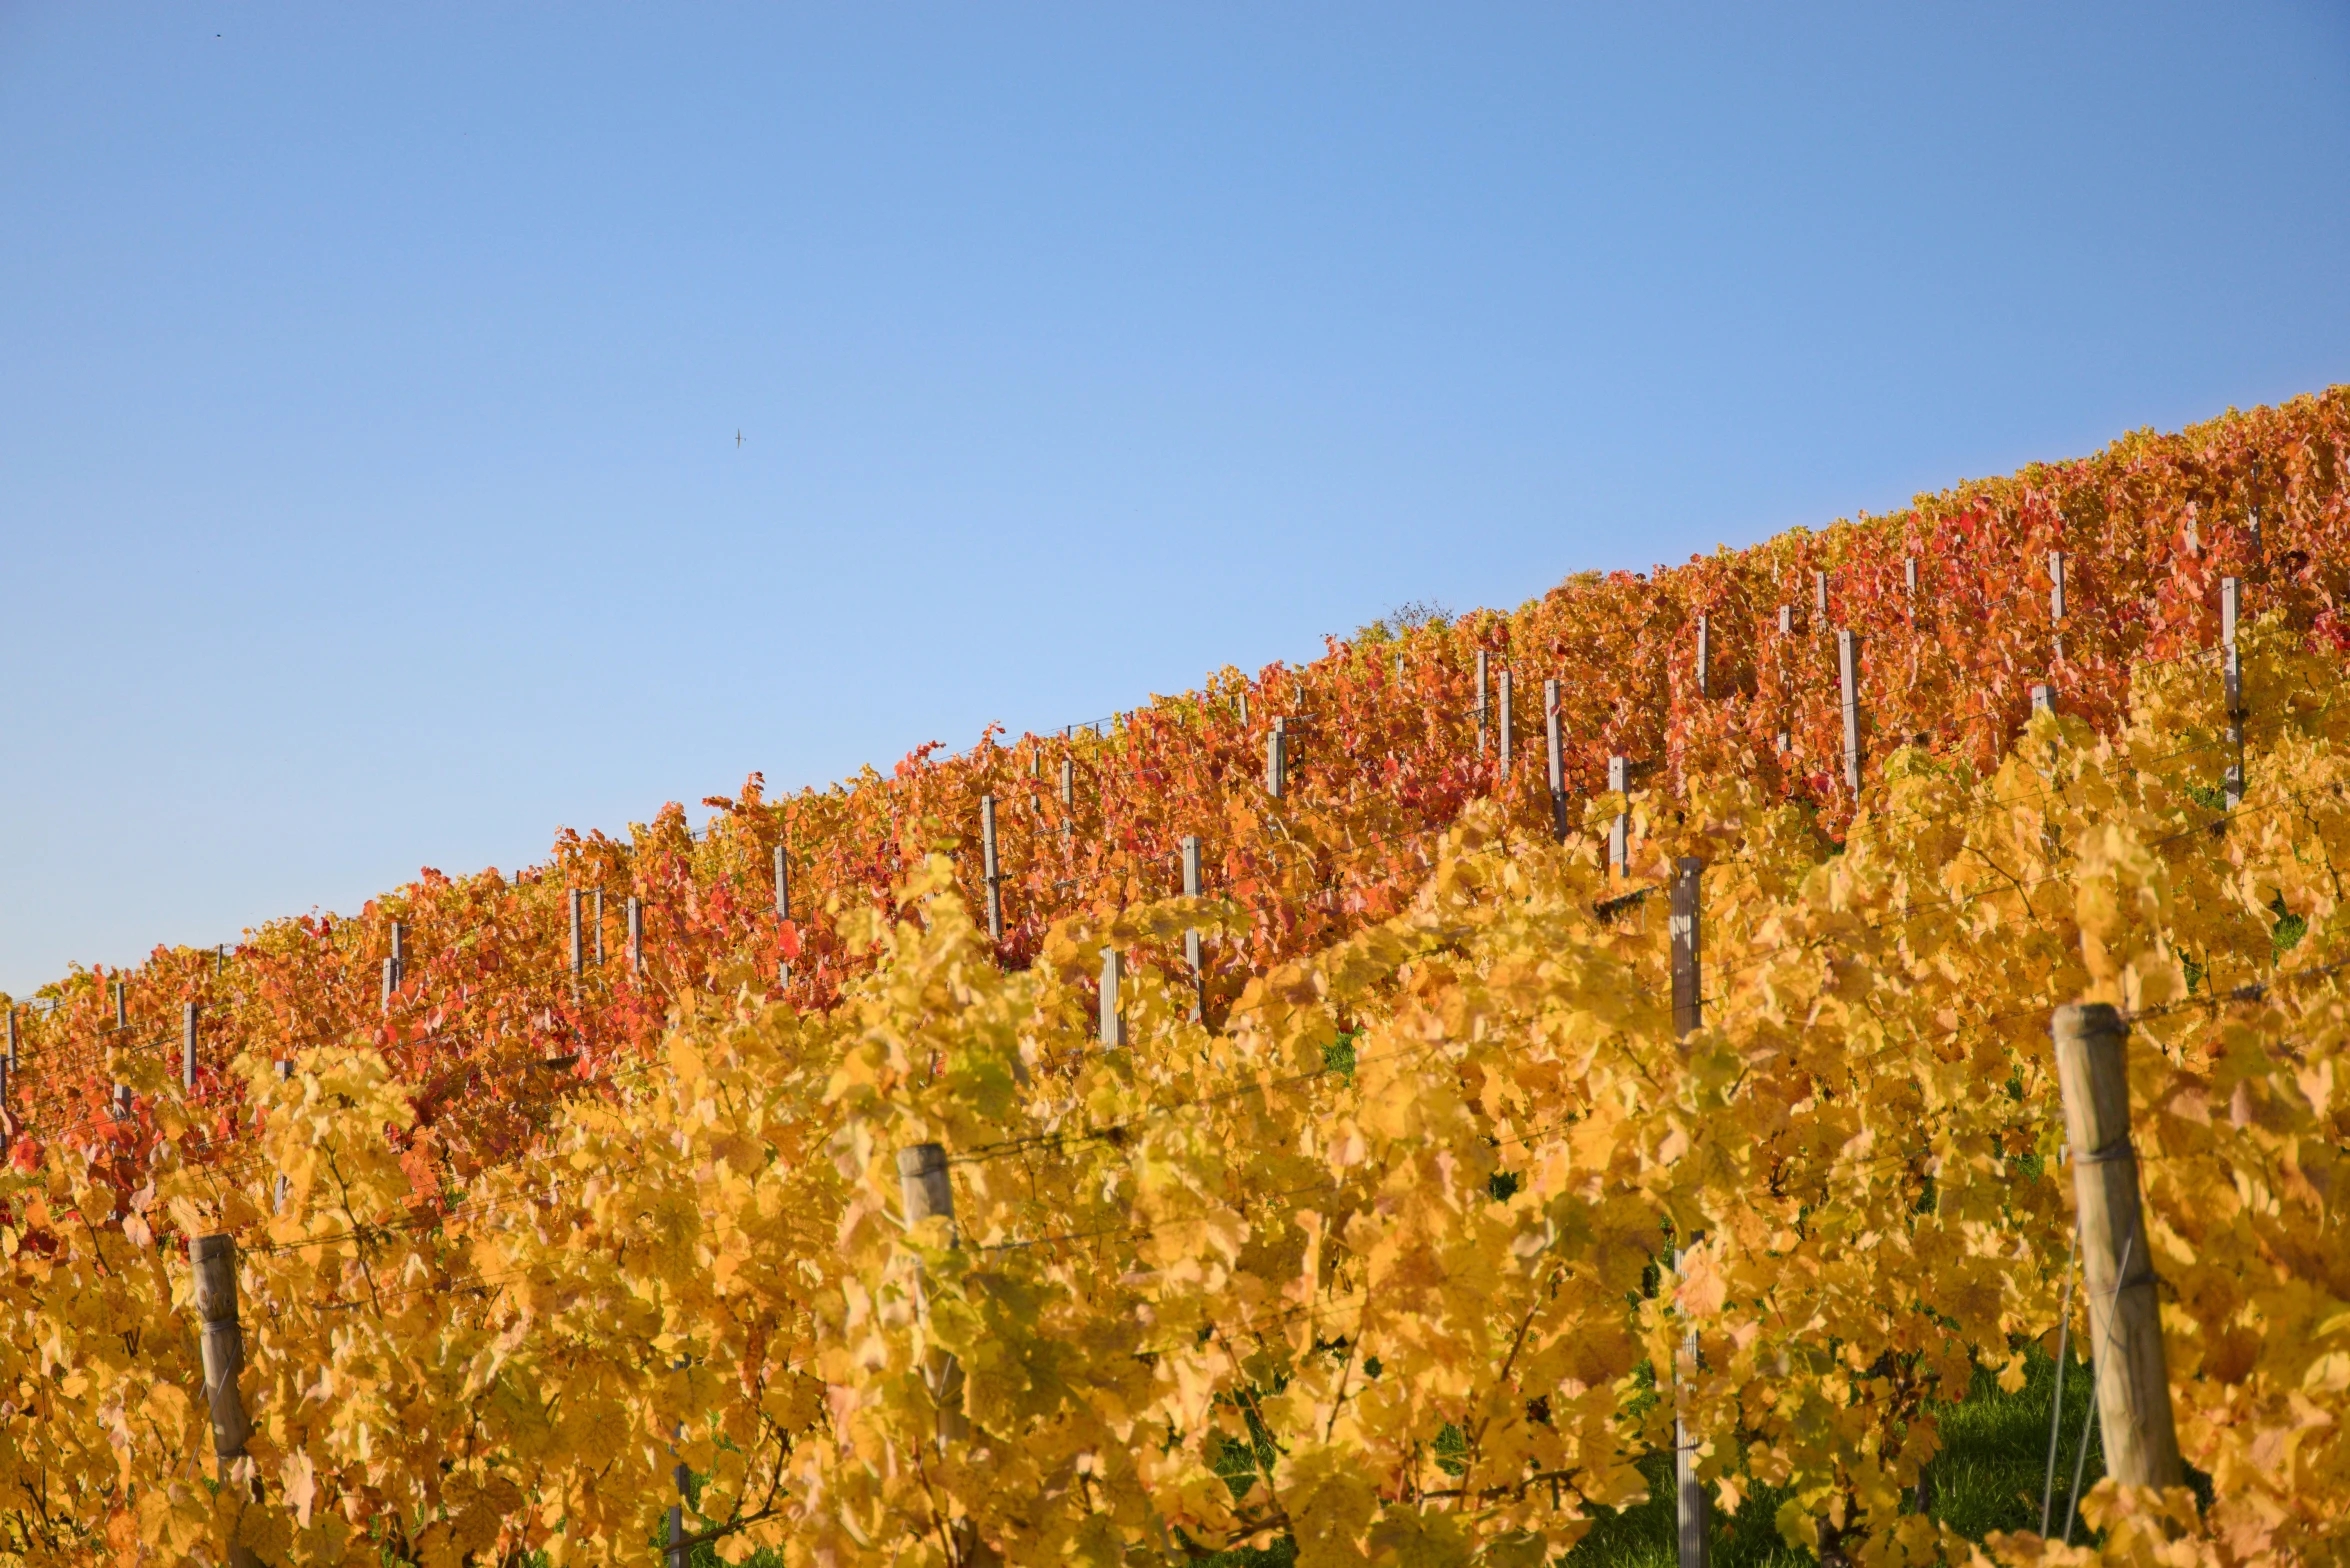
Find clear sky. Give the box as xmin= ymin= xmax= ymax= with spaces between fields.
xmin=3 ymin=3 xmax=2346 ymax=992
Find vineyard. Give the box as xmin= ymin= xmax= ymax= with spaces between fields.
xmin=8 ymin=388 xmax=2350 ymax=1568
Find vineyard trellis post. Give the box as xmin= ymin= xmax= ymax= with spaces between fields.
xmin=1695 ymin=614 xmax=1710 ymax=700
xmin=190 ymin=1233 xmax=264 ymax=1568
xmin=380 ymin=956 xmax=397 ymax=1016
xmin=1099 ymin=948 xmax=1125 ymax=1048
xmin=1813 ymin=569 xmax=1828 ymax=626
xmin=980 ymin=795 xmax=1003 ymax=944
xmin=774 ymin=843 xmax=792 ymax=922
xmin=627 ymin=895 xmax=644 ymax=976
xmin=110 ymin=980 xmax=130 ymax=1114
xmin=1608 ymin=755 xmax=1628 ymax=877
xmin=1180 ymin=835 xmax=1204 ymax=1021
xmin=1267 ymin=718 xmax=1288 ymax=800
xmin=1777 ymin=604 xmax=1791 ymax=636
xmin=2049 ymin=1003 xmax=2183 ymax=1489
xmin=2223 ymin=576 xmax=2246 ymax=807
xmin=1059 ymin=755 xmax=1075 ymax=810
xmin=2050 ymin=550 xmax=2067 ymax=664
xmin=666 ymin=1469 xmax=690 ymax=1568
xmin=1544 ymin=678 xmax=1567 ymax=842
xmin=1669 ymin=855 xmax=1708 ymax=1568
xmin=2032 ymin=684 xmax=2053 ymax=717
xmin=1476 ymin=650 xmax=1490 ymax=758
xmin=391 ymin=920 xmax=406 ymax=986
xmin=182 ymin=1002 xmax=198 ymax=1091
xmin=897 ymin=1141 xmax=980 ymax=1559
xmin=1497 ymin=670 xmax=1513 ymax=779
xmin=594 ymin=889 xmax=605 ymax=968
xmin=272 ymin=1061 xmax=294 ymax=1211
xmin=1837 ymin=630 xmax=1861 ymax=795
xmin=569 ymin=889 xmax=585 ymax=979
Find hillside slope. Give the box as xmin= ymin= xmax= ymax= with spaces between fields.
xmin=5 ymin=389 xmax=2350 ymax=1568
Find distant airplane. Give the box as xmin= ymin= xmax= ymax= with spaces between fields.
xmin=736 ymin=430 xmax=743 ymax=448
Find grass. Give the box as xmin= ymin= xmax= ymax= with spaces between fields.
xmin=634 ymin=1347 xmax=2125 ymax=1566
xmin=1200 ymin=1347 xmax=2113 ymax=1567
xmin=1556 ymin=1348 xmax=2111 ymax=1564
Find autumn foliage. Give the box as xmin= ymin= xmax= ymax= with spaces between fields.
xmin=8 ymin=390 xmax=2350 ymax=1565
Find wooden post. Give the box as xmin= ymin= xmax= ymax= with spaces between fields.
xmin=1059 ymin=756 xmax=1075 ymax=808
xmin=897 ymin=1143 xmax=971 ymax=1460
xmin=1777 ymin=605 xmax=1791 ymax=636
xmin=1670 ymin=858 xmax=1702 ymax=1035
xmin=1545 ymin=678 xmax=1567 ymax=842
xmin=774 ymin=844 xmax=792 ymax=922
xmin=380 ymin=957 xmax=397 ymax=1015
xmin=1905 ymin=556 xmax=1917 ymax=597
xmin=1266 ymin=718 xmax=1287 ymax=800
xmin=1695 ymin=615 xmax=1710 ymax=700
xmin=183 ymin=1002 xmax=199 ymax=1091
xmin=6 ymin=1006 xmax=16 ymax=1074
xmin=2223 ymin=576 xmax=2246 ymax=807
xmin=1837 ymin=630 xmax=1862 ymax=795
xmin=2031 ymin=683 xmax=2053 ymax=716
xmin=2050 ymin=1003 xmax=2183 ymax=1489
xmin=628 ymin=896 xmax=644 ymax=976
xmin=191 ymin=1240 xmax=264 ymax=1567
xmin=270 ymin=1060 xmax=294 ymax=1211
xmin=980 ymin=795 xmax=1003 ymax=944
xmin=1237 ymin=689 xmax=1249 ymax=728
xmin=1181 ymin=835 xmax=1204 ymax=1022
xmin=1608 ymin=755 xmax=1628 ymax=877
xmin=1475 ymin=650 xmax=1490 ymax=757
xmin=2050 ymin=550 xmax=2067 ymax=663
xmin=568 ymin=889 xmax=584 ymax=978
xmin=110 ymin=977 xmax=131 ymax=1115
xmin=217 ymin=944 xmax=228 ymax=976
xmin=190 ymin=1236 xmax=256 ymax=1479
xmin=1497 ymin=670 xmax=1513 ymax=778
xmin=1669 ymin=857 xmax=1707 ymax=1568
xmin=594 ymin=890 xmax=605 ymax=967
xmin=1099 ymin=948 xmax=1126 ymax=1048
xmin=391 ymin=921 xmax=405 ymax=982
xmin=1813 ymin=569 xmax=1828 ymax=625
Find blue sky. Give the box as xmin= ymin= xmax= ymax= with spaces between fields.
xmin=3 ymin=3 xmax=2346 ymax=991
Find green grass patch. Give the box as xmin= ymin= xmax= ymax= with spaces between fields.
xmin=1203 ymin=1346 xmax=2112 ymax=1566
